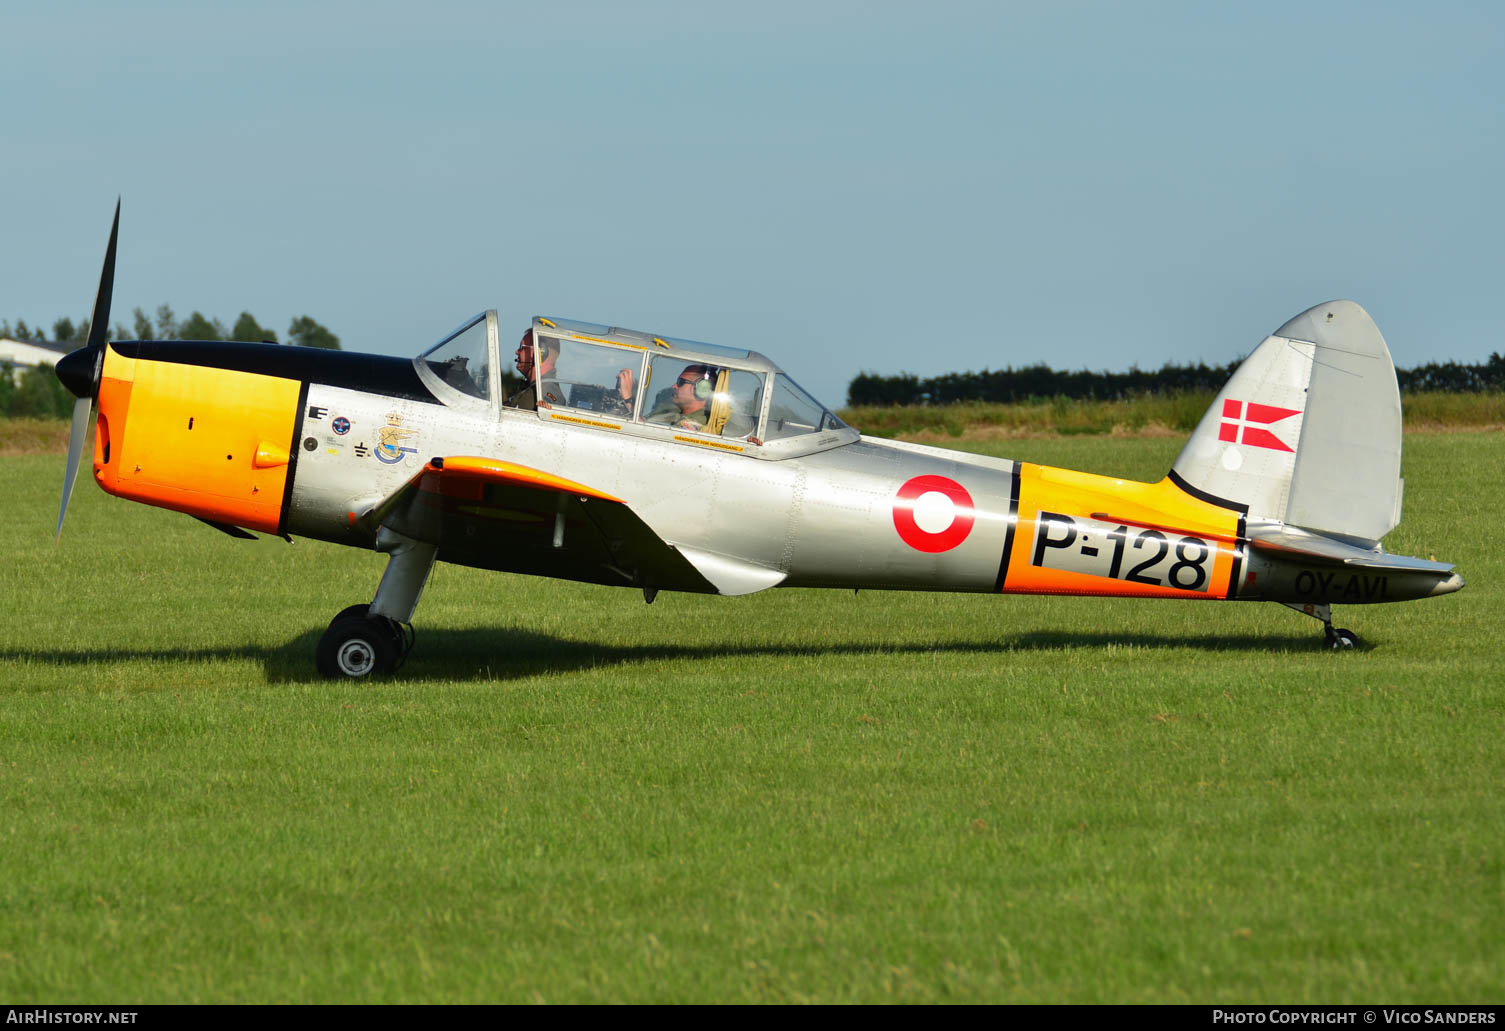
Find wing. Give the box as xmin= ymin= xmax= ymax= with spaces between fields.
xmin=362 ymin=456 xmax=719 ymax=594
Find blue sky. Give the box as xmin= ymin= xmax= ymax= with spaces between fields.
xmin=4 ymin=1 xmax=1502 ymax=406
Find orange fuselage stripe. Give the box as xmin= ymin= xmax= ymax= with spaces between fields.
xmin=421 ymin=456 xmax=623 ymax=503
xmin=1003 ymin=463 xmax=1244 ymax=600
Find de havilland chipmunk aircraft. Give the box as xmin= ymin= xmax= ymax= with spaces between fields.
xmin=53 ymin=205 xmax=1463 ymax=677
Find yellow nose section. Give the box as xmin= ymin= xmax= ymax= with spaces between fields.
xmin=94 ymin=349 xmax=301 ymax=533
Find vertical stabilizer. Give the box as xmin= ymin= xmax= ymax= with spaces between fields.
xmin=1170 ymin=300 xmax=1402 ymax=544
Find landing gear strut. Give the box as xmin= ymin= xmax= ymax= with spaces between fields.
xmin=1282 ymin=602 xmax=1360 ymax=650
xmin=316 ymin=526 xmax=436 ymax=679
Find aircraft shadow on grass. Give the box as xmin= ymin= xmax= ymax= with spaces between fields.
xmin=3 ymin=627 xmax=1333 ymax=685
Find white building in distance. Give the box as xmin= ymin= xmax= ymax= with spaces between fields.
xmin=1 ymin=338 xmax=71 ymax=370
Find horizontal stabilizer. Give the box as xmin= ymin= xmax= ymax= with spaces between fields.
xmin=1247 ymin=521 xmax=1455 ymax=575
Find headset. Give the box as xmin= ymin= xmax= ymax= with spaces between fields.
xmin=695 ymin=372 xmax=716 ymax=402
xmin=677 ymin=364 xmax=717 ymax=401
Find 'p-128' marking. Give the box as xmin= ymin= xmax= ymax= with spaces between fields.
xmin=1031 ymin=511 xmax=1212 ymax=593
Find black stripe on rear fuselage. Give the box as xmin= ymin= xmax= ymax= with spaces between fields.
xmin=1163 ymin=471 xmax=1249 ymax=599
xmin=994 ymin=462 xmax=1023 ymax=592
xmin=1167 ymin=469 xmax=1250 ymax=515
xmin=1226 ymin=514 xmax=1247 ymax=600
xmin=108 ymin=340 xmax=439 ymax=403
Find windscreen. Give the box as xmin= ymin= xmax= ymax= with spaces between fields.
xmin=421 ymin=316 xmax=491 ymax=400
xmin=764 ymin=375 xmax=841 ymax=439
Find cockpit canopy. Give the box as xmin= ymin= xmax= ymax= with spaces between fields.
xmin=418 ymin=312 xmax=854 ymax=459
xmin=419 ymin=314 xmax=494 ymax=401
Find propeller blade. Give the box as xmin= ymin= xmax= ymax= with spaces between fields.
xmin=86 ymin=199 xmax=120 ymax=352
xmin=56 ymin=200 xmax=120 ymax=541
xmin=56 ymin=395 xmax=93 ymax=541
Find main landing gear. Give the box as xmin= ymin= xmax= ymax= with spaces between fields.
xmin=316 ymin=604 xmax=415 ymax=677
xmin=317 ymin=526 xmax=436 ymax=679
xmin=1283 ymin=602 xmax=1360 ymax=650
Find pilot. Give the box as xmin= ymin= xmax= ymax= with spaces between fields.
xmin=646 ymin=363 xmax=714 ymax=431
xmin=506 ymin=332 xmax=562 ymax=411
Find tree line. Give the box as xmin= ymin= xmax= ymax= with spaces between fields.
xmin=2 ymin=305 xmax=339 ymax=349
xmin=1 ymin=306 xmax=341 ymax=417
xmin=847 ymin=353 xmax=1505 ymax=406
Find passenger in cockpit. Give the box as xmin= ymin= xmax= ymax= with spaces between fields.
xmin=506 ymin=332 xmax=562 ymax=411
xmin=646 ymin=363 xmax=713 ymax=431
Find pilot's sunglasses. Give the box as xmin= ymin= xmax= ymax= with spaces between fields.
xmin=675 ymin=377 xmax=702 ymax=387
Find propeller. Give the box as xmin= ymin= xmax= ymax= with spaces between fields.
xmin=55 ymin=199 xmax=119 ymax=541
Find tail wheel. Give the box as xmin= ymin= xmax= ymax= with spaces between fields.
xmin=1326 ymin=626 xmax=1359 ymax=650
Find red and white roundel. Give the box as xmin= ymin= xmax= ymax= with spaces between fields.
xmin=892 ymin=475 xmax=976 ymax=553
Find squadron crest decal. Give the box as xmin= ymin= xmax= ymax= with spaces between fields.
xmin=376 ymin=412 xmax=418 ymax=465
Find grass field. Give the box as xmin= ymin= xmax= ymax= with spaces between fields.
xmin=0 ymin=433 xmax=1500 ymax=1003
xmin=845 ymin=391 xmax=1505 ymax=440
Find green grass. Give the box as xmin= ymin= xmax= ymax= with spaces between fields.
xmin=9 ymin=390 xmax=1502 ymax=456
xmin=844 ymin=391 xmax=1505 ymax=439
xmin=0 ymin=417 xmax=71 ymax=457
xmin=844 ymin=394 xmax=1217 ymax=439
xmin=1401 ymin=391 xmax=1505 ymax=431
xmin=0 ymin=435 xmax=1501 ymax=1003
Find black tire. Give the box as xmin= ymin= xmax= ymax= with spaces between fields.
xmin=1327 ymin=627 xmax=1359 ymax=650
xmin=316 ymin=614 xmax=398 ymax=678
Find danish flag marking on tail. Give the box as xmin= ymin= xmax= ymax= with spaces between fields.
xmin=1217 ymin=399 xmax=1302 ymax=452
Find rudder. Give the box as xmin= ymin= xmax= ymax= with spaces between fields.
xmin=1169 ymin=300 xmax=1402 ymax=545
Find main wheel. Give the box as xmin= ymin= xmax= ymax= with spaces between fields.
xmin=331 ymin=604 xmax=373 ymax=622
xmin=316 ymin=612 xmax=399 ymax=678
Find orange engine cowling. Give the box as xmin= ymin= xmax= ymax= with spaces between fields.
xmin=93 ymin=346 xmax=301 ymax=534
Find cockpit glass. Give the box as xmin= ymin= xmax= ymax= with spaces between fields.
xmin=420 ymin=316 xmax=490 ymax=400
xmin=765 ymin=375 xmax=839 ymax=439
xmin=713 ymin=369 xmax=764 ymax=439
xmin=535 ymin=334 xmax=643 ymax=418
xmin=638 ymin=355 xmax=764 ymax=439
